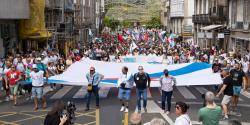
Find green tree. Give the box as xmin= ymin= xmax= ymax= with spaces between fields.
xmin=145 ymin=17 xmax=161 ymax=29
xmin=103 ymin=16 xmax=120 ymax=30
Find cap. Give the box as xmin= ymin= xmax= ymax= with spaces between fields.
xmin=163 ymin=69 xmax=169 ymax=74
xmin=32 ymin=64 xmax=38 ymax=69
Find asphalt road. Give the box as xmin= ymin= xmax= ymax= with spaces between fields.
xmin=0 ymin=85 xmax=250 ymax=125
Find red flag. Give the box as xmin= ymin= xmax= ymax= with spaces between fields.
xmin=118 ymin=34 xmax=124 ymax=43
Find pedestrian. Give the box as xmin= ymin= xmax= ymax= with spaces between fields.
xmin=230 ymin=63 xmax=247 ymax=115
xmin=159 ymin=69 xmax=176 ymax=114
xmin=117 ymin=66 xmax=134 ymax=113
xmin=198 ymin=91 xmax=222 ymax=125
xmin=134 ymin=66 xmax=151 ymax=113
xmin=216 ymin=68 xmax=234 ymax=120
xmin=44 ymin=100 xmax=68 ymax=125
xmin=85 ymin=67 xmax=104 ymax=111
xmin=30 ymin=64 xmax=47 ymax=110
xmin=6 ymin=65 xmax=22 ymax=106
xmin=2 ymin=60 xmax=12 ymax=101
xmin=174 ymin=101 xmax=191 ymax=125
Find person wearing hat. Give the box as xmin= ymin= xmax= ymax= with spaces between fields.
xmin=159 ymin=69 xmax=176 ymax=114
xmin=30 ymin=64 xmax=47 ymax=110
xmin=85 ymin=66 xmax=104 ymax=111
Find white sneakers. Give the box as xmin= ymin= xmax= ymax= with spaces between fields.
xmin=120 ymin=106 xmax=125 ymax=112
xmin=120 ymin=106 xmax=129 ymax=112
xmin=124 ymin=108 xmax=129 ymax=113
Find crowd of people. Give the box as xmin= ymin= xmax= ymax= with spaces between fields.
xmin=1 ymin=27 xmax=250 ymax=125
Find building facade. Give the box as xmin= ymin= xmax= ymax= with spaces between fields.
xmin=193 ymin=0 xmax=228 ymax=49
xmin=74 ymin=0 xmax=104 ymax=50
xmin=228 ymin=0 xmax=250 ymax=56
xmin=170 ymin=0 xmax=194 ymax=40
xmin=0 ymin=0 xmax=30 ymax=58
xmin=161 ymin=0 xmax=170 ymax=31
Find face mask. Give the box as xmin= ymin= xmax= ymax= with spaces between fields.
xmin=164 ymin=73 xmax=169 ymax=76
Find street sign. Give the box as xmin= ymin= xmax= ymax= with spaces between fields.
xmin=218 ymin=33 xmax=224 ymax=38
xmin=205 ymin=32 xmax=213 ymax=38
xmin=197 ymin=32 xmax=205 ymax=38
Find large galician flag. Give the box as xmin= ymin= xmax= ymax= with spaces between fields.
xmin=48 ymin=59 xmax=222 ymax=87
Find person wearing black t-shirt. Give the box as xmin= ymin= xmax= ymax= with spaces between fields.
xmin=230 ymin=63 xmax=247 ymax=113
xmin=216 ymin=68 xmax=234 ymax=120
xmin=134 ymin=66 xmax=151 ymax=113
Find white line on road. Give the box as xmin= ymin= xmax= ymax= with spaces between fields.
xmin=177 ymin=87 xmax=196 ymax=99
xmin=50 ymin=86 xmax=74 ymax=99
xmin=147 ymin=100 xmax=174 ymax=125
xmin=73 ymin=86 xmax=88 ymax=98
xmin=241 ymin=90 xmax=250 ymax=98
xmin=147 ymin=88 xmax=152 ymax=98
xmin=99 ymin=87 xmax=110 ymax=98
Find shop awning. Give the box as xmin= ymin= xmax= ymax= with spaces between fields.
xmin=200 ymin=25 xmax=224 ymax=31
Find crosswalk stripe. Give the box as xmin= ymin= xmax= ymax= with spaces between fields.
xmin=147 ymin=100 xmax=174 ymax=125
xmin=99 ymin=87 xmax=110 ymax=98
xmin=73 ymin=86 xmax=88 ymax=98
xmin=177 ymin=87 xmax=196 ymax=99
xmin=147 ymin=88 xmax=152 ymax=98
xmin=195 ymin=87 xmax=208 ymax=94
xmin=43 ymin=86 xmax=52 ymax=95
xmin=50 ymin=86 xmax=74 ymax=99
xmin=194 ymin=86 xmax=219 ymax=100
xmin=241 ymin=91 xmax=250 ymax=98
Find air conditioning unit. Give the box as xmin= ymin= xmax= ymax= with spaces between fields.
xmin=231 ymin=23 xmax=236 ymax=29
xmin=243 ymin=23 xmax=249 ymax=30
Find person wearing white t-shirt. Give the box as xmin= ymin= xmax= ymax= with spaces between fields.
xmin=30 ymin=64 xmax=46 ymax=111
xmin=175 ymin=101 xmax=192 ymax=125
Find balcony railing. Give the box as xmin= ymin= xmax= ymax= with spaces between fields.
xmin=192 ymin=13 xmax=227 ymax=24
xmin=192 ymin=14 xmax=211 ymax=24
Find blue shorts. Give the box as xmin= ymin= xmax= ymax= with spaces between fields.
xmin=32 ymin=86 xmax=44 ymax=99
xmin=233 ymin=86 xmax=241 ymax=96
xmin=118 ymin=88 xmax=131 ymax=100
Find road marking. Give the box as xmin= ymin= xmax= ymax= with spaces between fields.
xmin=241 ymin=91 xmax=250 ymax=98
xmin=124 ymin=112 xmax=129 ymax=125
xmin=147 ymin=100 xmax=174 ymax=125
xmin=43 ymin=86 xmax=52 ymax=94
xmin=194 ymin=87 xmax=220 ymax=100
xmin=147 ymin=88 xmax=152 ymax=98
xmin=195 ymin=87 xmax=208 ymax=94
xmin=96 ymin=109 xmax=100 ymax=125
xmin=50 ymin=86 xmax=73 ymax=99
xmin=73 ymin=86 xmax=88 ymax=98
xmin=99 ymin=87 xmax=110 ymax=98
xmin=176 ymin=87 xmax=196 ymax=99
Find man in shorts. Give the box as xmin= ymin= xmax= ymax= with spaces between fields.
xmin=216 ymin=68 xmax=234 ymax=120
xmin=230 ymin=63 xmax=247 ymax=114
xmin=30 ymin=64 xmax=46 ymax=110
xmin=117 ymin=66 xmax=134 ymax=113
xmin=6 ymin=65 xmax=22 ymax=106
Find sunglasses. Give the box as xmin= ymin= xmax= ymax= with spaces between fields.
xmin=90 ymin=70 xmax=95 ymax=72
xmin=138 ymin=69 xmax=143 ymax=70
xmin=175 ymin=105 xmax=180 ymax=110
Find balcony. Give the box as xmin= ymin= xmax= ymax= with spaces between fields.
xmin=192 ymin=14 xmax=211 ymax=24
xmin=192 ymin=13 xmax=227 ymax=24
